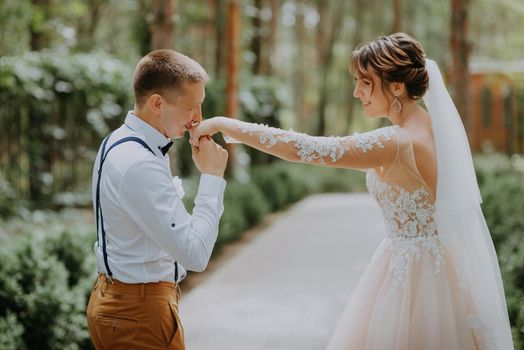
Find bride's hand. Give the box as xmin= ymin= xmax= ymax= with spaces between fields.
xmin=189 ymin=118 xmax=221 ymax=147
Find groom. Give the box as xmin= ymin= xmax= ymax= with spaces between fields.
xmin=86 ymin=49 xmax=228 ymax=349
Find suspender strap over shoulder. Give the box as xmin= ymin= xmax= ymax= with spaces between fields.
xmin=95 ymin=135 xmax=154 ymax=280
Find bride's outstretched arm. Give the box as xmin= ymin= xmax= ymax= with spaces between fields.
xmin=190 ymin=117 xmax=401 ymax=170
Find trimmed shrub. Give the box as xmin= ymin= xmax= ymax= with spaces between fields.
xmin=0 ymin=230 xmax=95 ymax=349
xmin=224 ymin=181 xmax=270 ymax=227
xmin=0 ymin=312 xmax=24 ymax=350
xmin=251 ymin=166 xmax=289 ymax=211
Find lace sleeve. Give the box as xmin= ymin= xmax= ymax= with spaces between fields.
xmin=231 ymin=122 xmax=401 ymax=170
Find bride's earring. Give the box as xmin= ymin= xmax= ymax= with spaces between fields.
xmin=392 ymin=95 xmax=402 ymax=113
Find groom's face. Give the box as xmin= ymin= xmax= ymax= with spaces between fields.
xmin=160 ymin=81 xmax=205 ymax=139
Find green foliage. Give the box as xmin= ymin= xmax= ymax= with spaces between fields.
xmin=0 ymin=50 xmax=132 ymax=207
xmin=251 ymin=166 xmax=289 ymax=211
xmin=476 ymin=154 xmax=524 ymax=247
xmin=0 ymin=179 xmax=20 ymax=219
xmin=499 ymin=235 xmax=524 ymax=347
xmin=480 ymin=173 xmax=524 ymax=247
xmin=475 ymin=152 xmax=524 ymax=346
xmin=0 ymin=229 xmax=96 ymax=349
xmin=239 ymin=76 xmax=284 ymax=165
xmin=45 ymin=230 xmax=96 ymax=287
xmin=0 ymin=0 xmax=33 ymax=55
xmin=266 ymin=163 xmax=311 ymax=204
xmin=224 ymin=181 xmax=270 ymax=227
xmin=0 ymin=312 xmax=25 ymax=350
xmin=0 ymin=51 xmax=130 ymax=106
xmin=218 ymin=198 xmax=249 ymax=244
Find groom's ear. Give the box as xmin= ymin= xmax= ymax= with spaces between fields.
xmin=148 ymin=94 xmax=163 ymax=116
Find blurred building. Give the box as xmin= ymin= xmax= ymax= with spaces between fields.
xmin=468 ymin=59 xmax=524 ymax=154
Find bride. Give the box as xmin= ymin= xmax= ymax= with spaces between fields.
xmin=189 ymin=33 xmax=514 ymax=349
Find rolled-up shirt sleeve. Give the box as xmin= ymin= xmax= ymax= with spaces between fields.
xmin=119 ymin=157 xmax=226 ymax=272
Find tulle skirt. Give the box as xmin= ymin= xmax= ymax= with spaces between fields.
xmin=325 ymin=237 xmax=494 ymax=350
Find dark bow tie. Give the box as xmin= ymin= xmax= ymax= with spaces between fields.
xmin=158 ymin=141 xmax=173 ymax=156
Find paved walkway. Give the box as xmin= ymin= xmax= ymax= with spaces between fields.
xmin=179 ymin=193 xmax=385 ymax=350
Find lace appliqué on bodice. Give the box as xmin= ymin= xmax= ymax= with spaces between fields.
xmin=237 ymin=123 xmax=398 ymax=164
xmin=366 ymin=170 xmax=444 ymax=295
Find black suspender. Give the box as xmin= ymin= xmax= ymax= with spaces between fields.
xmin=95 ymin=134 xmax=179 ymax=282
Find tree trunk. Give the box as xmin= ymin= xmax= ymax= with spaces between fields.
xmin=250 ymin=0 xmax=263 ymax=75
xmin=392 ymin=0 xmax=402 ymax=33
xmin=30 ymin=0 xmax=50 ymax=50
xmin=316 ymin=0 xmax=345 ymax=136
xmin=135 ymin=0 xmax=151 ymax=55
xmin=346 ymin=0 xmax=365 ymax=132
xmin=225 ymin=0 xmax=240 ymax=175
xmin=450 ymin=0 xmax=472 ymax=130
xmin=260 ymin=0 xmax=279 ymax=75
xmin=77 ymin=0 xmax=105 ymax=51
xmin=212 ymin=0 xmax=226 ymax=78
xmin=294 ymin=0 xmax=307 ymax=131
xmin=150 ymin=0 xmax=176 ymax=50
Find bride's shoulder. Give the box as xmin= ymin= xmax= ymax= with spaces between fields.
xmin=353 ymin=124 xmax=401 ymax=137
xmin=346 ymin=125 xmax=405 ymax=153
xmin=357 ymin=124 xmax=405 ymax=144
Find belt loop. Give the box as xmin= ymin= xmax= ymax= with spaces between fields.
xmin=175 ymin=283 xmax=182 ymax=303
xmin=140 ymin=284 xmax=146 ymax=301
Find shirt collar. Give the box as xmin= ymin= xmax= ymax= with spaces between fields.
xmin=124 ymin=111 xmax=173 ymax=157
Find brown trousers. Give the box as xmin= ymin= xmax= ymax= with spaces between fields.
xmin=86 ymin=274 xmax=184 ymax=349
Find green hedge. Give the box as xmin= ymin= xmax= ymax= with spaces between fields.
xmin=0 ymin=50 xmax=132 ymax=208
xmin=0 ymin=230 xmax=96 ymax=350
xmin=475 ymin=152 xmax=524 ymax=347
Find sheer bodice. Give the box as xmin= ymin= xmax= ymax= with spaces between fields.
xmin=366 ymin=167 xmax=444 ymax=296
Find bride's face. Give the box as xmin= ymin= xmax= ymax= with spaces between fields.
xmin=353 ymin=70 xmax=392 ymax=118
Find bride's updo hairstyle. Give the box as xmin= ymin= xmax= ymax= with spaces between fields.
xmin=350 ymin=32 xmax=429 ymax=101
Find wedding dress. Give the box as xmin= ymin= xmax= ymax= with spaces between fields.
xmin=324 ymin=127 xmax=502 ymax=350
xmin=223 ymin=60 xmax=514 ymax=349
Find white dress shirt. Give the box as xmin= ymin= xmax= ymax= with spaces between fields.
xmin=91 ymin=112 xmax=226 ymax=283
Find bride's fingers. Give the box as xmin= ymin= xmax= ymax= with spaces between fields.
xmin=189 ymin=134 xmax=200 ymax=147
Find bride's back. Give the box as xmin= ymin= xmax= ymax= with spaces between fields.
xmin=372 ymin=116 xmax=437 ymax=204
xmin=402 ymin=112 xmax=438 ymax=199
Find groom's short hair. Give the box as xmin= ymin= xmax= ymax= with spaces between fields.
xmin=133 ymin=49 xmax=209 ymax=106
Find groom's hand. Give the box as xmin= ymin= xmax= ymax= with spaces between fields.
xmin=191 ymin=137 xmax=228 ymax=178
xmin=189 ymin=118 xmax=220 ymax=147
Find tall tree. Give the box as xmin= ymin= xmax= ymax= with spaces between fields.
xmin=225 ymin=0 xmax=240 ymax=174
xmin=211 ymin=0 xmax=226 ymax=78
xmin=450 ymin=0 xmax=472 ymax=129
xmin=150 ymin=0 xmax=176 ymax=50
xmin=260 ymin=0 xmax=280 ymax=75
xmin=250 ymin=0 xmax=280 ymax=76
xmin=29 ymin=0 xmax=50 ymax=50
xmin=346 ymin=0 xmax=366 ymax=132
xmin=316 ymin=0 xmax=346 ymax=135
xmin=392 ymin=0 xmax=402 ymax=32
xmin=293 ymin=0 xmax=308 ymax=131
xmin=76 ymin=0 xmax=106 ymax=51
xmin=250 ymin=0 xmax=264 ymax=75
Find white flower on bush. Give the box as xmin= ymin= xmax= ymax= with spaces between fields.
xmin=172 ymin=176 xmax=185 ymax=199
